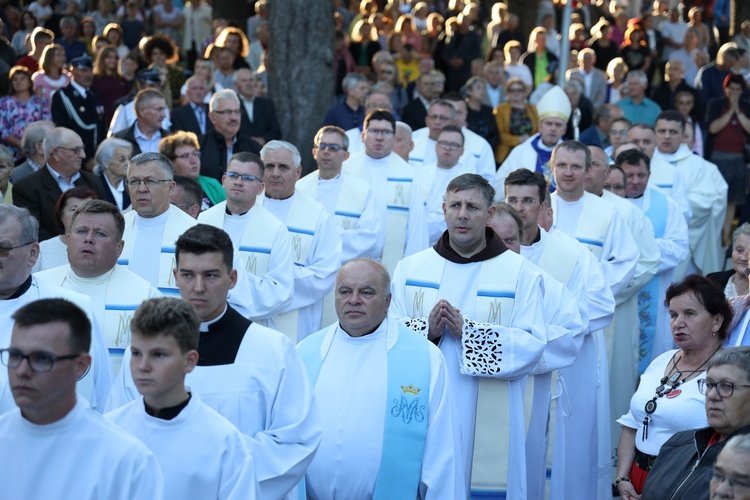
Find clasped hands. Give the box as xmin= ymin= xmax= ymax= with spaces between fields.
xmin=427 ymin=299 xmax=464 ymax=341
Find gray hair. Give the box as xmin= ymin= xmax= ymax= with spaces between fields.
xmin=723 ymin=433 xmax=750 ymax=457
xmin=563 ymin=78 xmax=583 ymax=95
xmin=492 ymin=202 xmax=524 ymax=239
xmin=128 ymin=152 xmax=174 ymax=178
xmin=428 ymin=99 xmax=456 ymax=117
xmin=43 ymin=127 xmax=79 ymax=159
xmin=707 ymin=347 xmax=750 ymax=385
xmin=446 ymin=173 xmax=495 ymax=207
xmin=209 ymin=88 xmax=240 ymax=112
xmin=314 ymin=126 xmax=349 ymax=152
xmin=464 ymin=75 xmax=487 ymax=91
xmin=232 ymin=67 xmax=254 ymax=84
xmin=339 ymin=258 xmax=391 ymax=297
xmin=260 ymin=140 xmax=301 ymax=167
xmin=627 ymin=70 xmax=649 ymax=86
xmin=342 ymin=73 xmax=368 ymax=92
xmin=0 ymin=204 xmax=39 ymax=244
xmin=21 ymin=120 xmax=54 ymax=157
xmin=0 ymin=145 xmax=13 ymax=169
xmin=95 ymin=138 xmax=133 ymax=169
xmin=396 ymin=121 xmax=413 ymax=135
xmin=733 ymin=223 xmax=750 ymax=246
xmin=60 ymin=16 xmax=77 ymax=29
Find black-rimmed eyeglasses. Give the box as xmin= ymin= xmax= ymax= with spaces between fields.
xmin=0 ymin=348 xmax=81 ymax=372
xmin=698 ymin=379 xmax=750 ymax=398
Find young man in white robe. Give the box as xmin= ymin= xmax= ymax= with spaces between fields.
xmin=120 ymin=152 xmax=198 ymax=296
xmin=106 ymin=297 xmax=260 ymax=499
xmin=198 ymin=152 xmax=295 ymax=324
xmin=106 ymin=224 xmax=321 ymax=500
xmin=653 ymin=110 xmax=728 ymax=275
xmin=390 ymin=173 xmax=548 ymax=499
xmin=549 ymin=141 xmax=640 ymax=499
xmin=0 ymin=298 xmax=163 ymax=498
xmin=501 ymin=169 xmax=616 ymax=499
xmin=343 ymin=110 xmax=429 ymax=273
xmin=257 ymin=140 xmax=342 ymax=342
xmin=617 ymin=149 xmax=689 ymax=365
xmin=298 ymin=259 xmax=463 ymax=499
xmin=0 ymin=204 xmax=111 ymax=413
xmin=343 ymin=91 xmax=394 ymax=155
xmin=34 ymin=200 xmax=161 ymax=377
xmin=493 ymin=85 xmax=571 ymax=199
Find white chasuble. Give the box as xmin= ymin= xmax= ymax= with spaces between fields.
xmin=119 ymin=206 xmax=198 ymax=296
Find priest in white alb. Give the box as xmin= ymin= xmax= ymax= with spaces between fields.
xmin=343 ymin=110 xmax=429 ymax=273
xmin=197 ymin=151 xmax=295 ymax=323
xmin=34 ymin=200 xmax=160 ymax=377
xmin=391 ymin=174 xmax=547 ymax=499
xmin=106 ymin=224 xmax=321 ymax=500
xmin=344 ymin=91 xmax=394 ymax=155
xmin=298 ymin=259 xmax=463 ymax=499
xmin=119 ymin=152 xmax=198 ymax=296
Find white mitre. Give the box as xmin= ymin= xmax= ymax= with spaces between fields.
xmin=536 ymin=85 xmax=572 ymax=122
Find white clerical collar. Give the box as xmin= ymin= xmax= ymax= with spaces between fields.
xmin=66 ymin=266 xmax=115 ymax=286
xmin=336 ymin=316 xmax=388 ymax=341
xmin=556 ymin=194 xmax=584 ymax=205
xmin=225 ymin=202 xmax=256 ymax=218
xmin=263 ymin=193 xmax=295 ymax=207
xmin=656 ymin=144 xmax=692 ymax=162
xmin=20 ymin=396 xmax=86 ymax=429
xmin=200 ymin=304 xmax=228 ymax=332
xmin=364 ymin=153 xmax=389 ymax=166
xmin=135 ymin=208 xmax=170 ymax=226
xmin=69 ymin=79 xmax=87 ymax=97
xmin=318 ymin=172 xmax=342 ymax=183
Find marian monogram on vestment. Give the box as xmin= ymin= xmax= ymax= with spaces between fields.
xmin=291 ymin=234 xmax=303 ymax=262
xmin=115 ymin=312 xmax=133 ymax=347
xmin=391 ymin=395 xmax=426 ymax=424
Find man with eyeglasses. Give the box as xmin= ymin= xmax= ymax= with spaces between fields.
xmin=642 ymin=347 xmax=750 ymax=500
xmin=12 ymin=127 xmax=105 ymax=241
xmin=344 ymin=90 xmax=393 ymax=155
xmin=503 ymin=169 xmax=615 ymax=499
xmin=343 ymin=110 xmax=428 ymax=273
xmin=0 ymin=298 xmax=163 ymax=498
xmin=199 ymin=89 xmax=262 ymax=182
xmin=198 ymin=151 xmax=295 ymax=323
xmin=119 ymin=152 xmax=198 ymax=297
xmin=34 ymin=200 xmax=160 ymax=376
xmin=710 ymin=434 xmax=750 ymax=499
xmin=0 ymin=205 xmax=112 ymax=414
xmin=113 ymin=89 xmax=171 ymax=156
xmin=408 ymin=99 xmax=455 ymax=167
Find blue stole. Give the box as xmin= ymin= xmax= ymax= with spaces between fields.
xmin=530 ymin=135 xmax=556 ymax=191
xmin=297 ymin=321 xmax=431 ymax=499
xmin=638 ymin=189 xmax=668 ymax=374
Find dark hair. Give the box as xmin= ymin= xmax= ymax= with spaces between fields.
xmin=656 ymin=110 xmax=686 ymax=132
xmin=551 ymin=140 xmax=592 ymax=170
xmin=664 ymin=274 xmax=733 ymax=341
xmin=707 ymin=346 xmax=750 ymax=383
xmin=505 ymin=169 xmax=547 ymax=203
xmin=130 ymin=297 xmax=199 ymax=353
xmin=142 ymin=34 xmax=178 ymax=64
xmin=173 ymin=175 xmax=203 ymax=208
xmin=71 ymin=199 xmax=125 ymax=239
xmin=438 ymin=124 xmax=464 ymax=145
xmin=615 ymin=149 xmax=651 ymax=172
xmin=363 ymin=110 xmax=396 ymax=132
xmin=446 ymin=173 xmax=495 ymax=207
xmin=54 ymin=187 xmax=98 ymax=231
xmin=175 ymin=224 xmax=234 ymax=272
xmin=12 ymin=298 xmax=91 ymax=353
xmin=492 ymin=202 xmax=523 ymax=239
xmin=441 ymin=91 xmax=464 ymax=102
xmin=724 ymin=74 xmax=746 ymax=90
xmin=228 ymin=152 xmax=265 ymax=176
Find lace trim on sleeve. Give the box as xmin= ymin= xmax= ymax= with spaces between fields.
xmin=404 ymin=317 xmax=429 ymax=338
xmin=461 ymin=318 xmax=505 ymax=376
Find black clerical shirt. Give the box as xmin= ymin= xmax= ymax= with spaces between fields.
xmin=198 ymin=305 xmax=252 ymax=366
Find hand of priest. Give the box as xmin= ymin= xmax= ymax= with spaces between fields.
xmin=428 ymin=299 xmax=465 ymax=340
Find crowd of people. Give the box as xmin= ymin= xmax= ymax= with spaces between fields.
xmin=0 ymin=0 xmax=750 ymax=499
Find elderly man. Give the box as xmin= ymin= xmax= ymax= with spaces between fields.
xmin=34 ymin=200 xmax=160 ymax=376
xmin=0 ymin=298 xmax=162 ymax=497
xmin=199 ymin=89 xmax=262 ymax=181
xmin=342 ymin=110 xmax=428 ymax=273
xmin=0 ymin=205 xmax=112 ymax=413
xmin=10 ymin=120 xmax=54 ymax=184
xmin=502 ymin=169 xmax=615 ymax=499
xmin=113 ymin=89 xmax=170 ymax=155
xmin=391 ymin=173 xmax=548 ymax=499
xmin=401 ymin=70 xmax=445 ymax=130
xmin=653 ymin=110 xmax=727 ymax=275
xmin=616 ymin=149 xmax=689 ymax=366
xmin=563 ymin=79 xmax=595 ymax=140
xmin=323 ymin=73 xmax=368 ymax=131
xmin=709 ymin=434 xmax=750 ymax=498
xmin=567 ymin=48 xmax=607 ymax=109
xmin=651 ymin=60 xmax=703 ymax=116
xmin=108 ymin=224 xmax=321 ymax=500
xmin=50 ymin=55 xmax=105 ymax=168
xmin=494 ymin=86 xmax=571 ymax=198
xmin=119 ymin=152 xmax=198 ymax=296
xmin=171 ymin=75 xmax=212 ymax=137
xmin=298 ymin=259 xmax=463 ymax=498
xmin=641 ymin=347 xmax=750 ymax=499
xmin=617 ymin=71 xmax=663 ymax=126
xmin=393 ymin=121 xmax=414 ymax=161
xmin=12 ymin=127 xmax=105 ymax=241
xmin=198 ymin=151 xmax=295 ymax=323
xmin=234 ymin=68 xmax=281 ymax=146
xmin=109 ymin=70 xmax=171 ymax=137
xmin=256 ymin=141 xmax=341 ymax=341
xmin=579 ymin=104 xmax=623 ymax=150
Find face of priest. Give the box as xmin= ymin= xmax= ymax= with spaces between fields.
xmin=9 ymin=321 xmax=91 ymax=424
xmin=622 ymin=160 xmax=650 ymax=198
xmin=175 ymin=250 xmax=237 ymax=323
xmin=263 ymin=148 xmax=300 ymax=200
xmin=627 ymin=127 xmax=657 ymax=158
xmin=436 ymin=130 xmax=464 ymax=169
xmin=313 ymin=131 xmax=350 ymax=177
xmin=710 ymin=445 xmax=750 ymax=500
xmin=704 ymin=364 xmax=750 ymax=439
xmin=127 ymin=160 xmax=175 ymax=218
xmin=488 ymin=212 xmax=521 ymax=253
xmin=393 ymin=126 xmax=414 ymax=161
xmin=443 ymin=188 xmax=495 ymax=257
xmin=362 ymin=119 xmax=395 ymax=160
xmin=604 ymin=168 xmax=626 ymax=198
xmin=585 ymin=146 xmax=609 ymax=196
xmin=67 ymin=212 xmax=124 ymax=278
xmin=335 ymin=259 xmax=391 ymax=338
xmin=0 ymin=216 xmax=39 ymax=300
xmin=425 ymin=104 xmax=454 ymax=141
xmin=655 ymin=119 xmax=683 ymax=155
xmin=130 ymin=332 xmax=198 ymax=407
xmin=505 ymin=184 xmax=543 ymax=237
xmin=223 ymin=159 xmax=265 ymax=209
xmin=552 ymin=147 xmax=588 ymax=201
xmin=539 ymin=117 xmax=566 ymax=148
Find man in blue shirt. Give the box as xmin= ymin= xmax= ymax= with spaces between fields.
xmin=323 ymin=73 xmax=368 ymax=131
xmin=617 ymin=70 xmax=662 ymax=126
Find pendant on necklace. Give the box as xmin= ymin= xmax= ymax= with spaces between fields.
xmin=645 ymin=399 xmax=657 ymax=414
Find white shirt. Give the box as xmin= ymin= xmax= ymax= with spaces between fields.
xmin=133 ymin=121 xmax=163 ymax=154
xmin=127 ymin=210 xmax=170 ymax=287
xmin=46 ymin=164 xmax=81 ymax=192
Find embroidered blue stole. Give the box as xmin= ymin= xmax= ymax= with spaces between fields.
xmin=638 ymin=189 xmax=668 ymax=374
xmin=531 ymin=135 xmax=556 ymax=191
xmin=298 ymin=322 xmax=431 ymax=499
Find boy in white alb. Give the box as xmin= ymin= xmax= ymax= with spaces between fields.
xmin=106 ymin=297 xmax=259 ymax=500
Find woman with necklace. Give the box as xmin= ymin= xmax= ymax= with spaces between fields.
xmin=615 ymin=275 xmax=732 ymax=499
